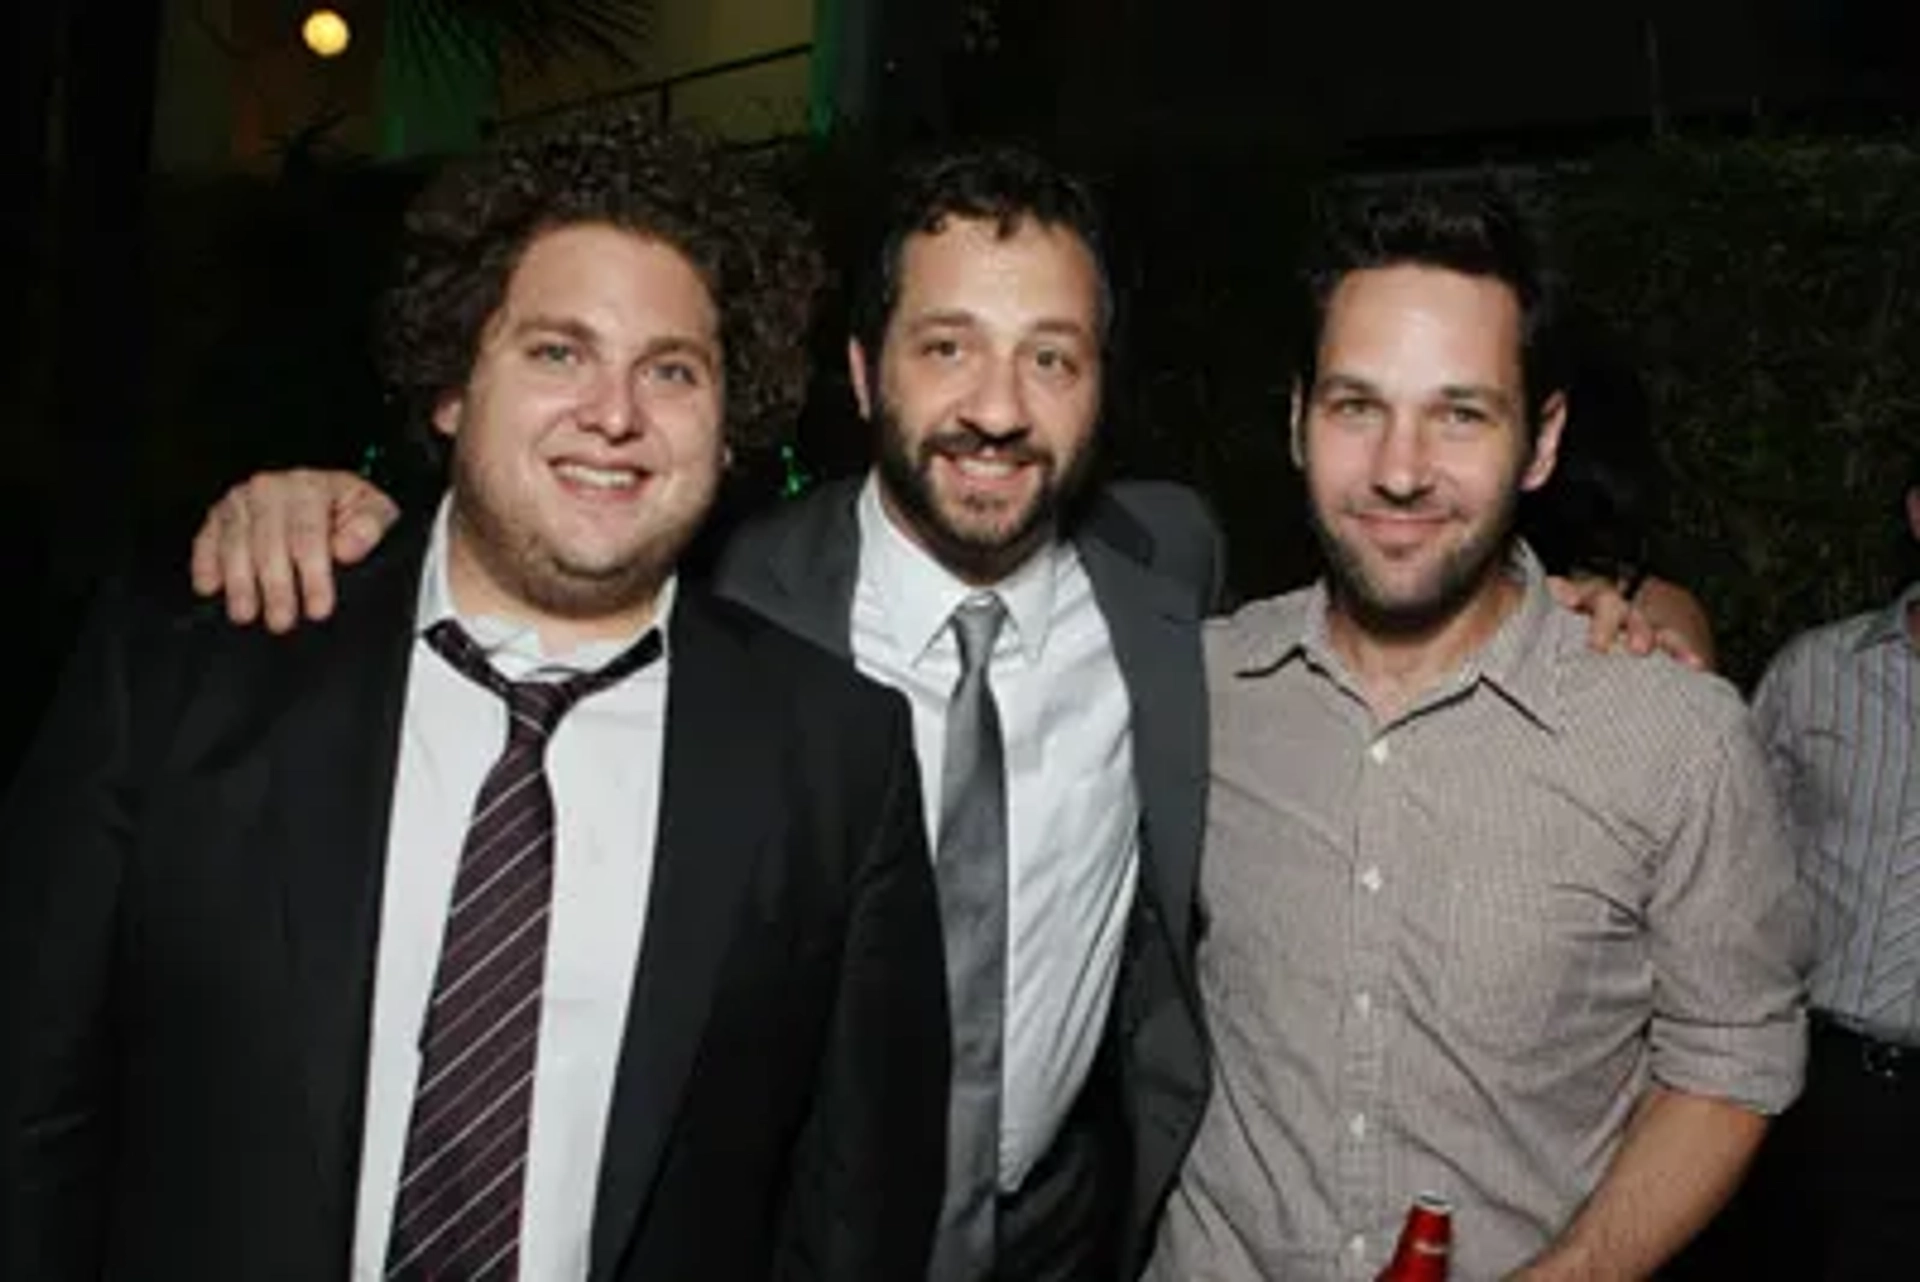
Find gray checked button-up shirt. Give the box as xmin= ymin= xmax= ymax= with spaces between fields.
xmin=1150 ymin=547 xmax=1809 ymax=1282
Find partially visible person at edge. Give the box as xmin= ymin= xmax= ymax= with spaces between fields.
xmin=1520 ymin=319 xmax=1717 ymax=669
xmin=1698 ymin=453 xmax=1919 ymax=1280
xmin=178 ymin=147 xmax=1687 ymax=1282
xmin=1146 ymin=187 xmax=1809 ymax=1282
xmin=0 ymin=113 xmax=951 ymax=1280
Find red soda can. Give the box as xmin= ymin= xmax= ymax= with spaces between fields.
xmin=1375 ymin=1192 xmax=1452 ymax=1281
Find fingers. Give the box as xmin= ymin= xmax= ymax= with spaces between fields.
xmin=1547 ymin=572 xmax=1648 ymax=656
xmin=1620 ymin=607 xmax=1658 ymax=656
xmin=193 ymin=470 xmax=353 ymax=632
xmin=331 ymin=483 xmax=403 ymax=565
xmin=284 ymin=479 xmax=338 ymax=625
xmin=196 ymin=486 xmax=262 ymax=626
xmin=1580 ymin=592 xmax=1633 ymax=655
xmin=1544 ymin=574 xmax=1583 ymax=611
xmin=249 ymin=478 xmax=306 ymax=633
xmin=189 ymin=503 xmax=227 ymax=599
xmin=1654 ymin=628 xmax=1709 ymax=671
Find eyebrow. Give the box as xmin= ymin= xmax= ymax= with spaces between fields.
xmin=1027 ymin=318 xmax=1096 ymax=345
xmin=902 ymin=310 xmax=1095 ymax=344
xmin=510 ymin=314 xmax=600 ymax=347
xmin=1313 ymin=374 xmax=1518 ymax=414
xmin=1311 ymin=374 xmax=1381 ymax=399
xmin=510 ymin=315 xmax=720 ymax=370
xmin=901 ymin=309 xmax=984 ymax=334
xmin=1436 ymin=383 xmax=1519 ymax=414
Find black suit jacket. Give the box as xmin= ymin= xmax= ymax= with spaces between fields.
xmin=712 ymin=476 xmax=1218 ymax=1280
xmin=0 ymin=525 xmax=950 ymax=1281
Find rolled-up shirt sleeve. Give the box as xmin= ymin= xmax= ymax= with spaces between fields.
xmin=1645 ymin=700 xmax=1811 ymax=1114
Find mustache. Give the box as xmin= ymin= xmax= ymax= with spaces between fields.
xmin=1345 ymin=493 xmax=1453 ymax=520
xmin=920 ymin=425 xmax=1049 ymax=466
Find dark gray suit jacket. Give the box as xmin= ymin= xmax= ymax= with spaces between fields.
xmin=711 ymin=475 xmax=1219 ymax=1279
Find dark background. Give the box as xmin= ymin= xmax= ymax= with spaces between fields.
xmin=5 ymin=0 xmax=1918 ymax=778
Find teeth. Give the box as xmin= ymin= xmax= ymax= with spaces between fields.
xmin=555 ymin=462 xmax=638 ymax=490
xmin=953 ymin=456 xmax=1018 ymax=478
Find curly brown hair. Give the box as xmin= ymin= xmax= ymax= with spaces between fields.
xmin=378 ymin=109 xmax=822 ymax=460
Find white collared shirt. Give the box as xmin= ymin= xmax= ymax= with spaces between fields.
xmin=351 ymin=499 xmax=671 ymax=1280
xmin=852 ymin=473 xmax=1139 ymax=1191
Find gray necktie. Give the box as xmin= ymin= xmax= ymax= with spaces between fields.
xmin=931 ymin=594 xmax=1011 ymax=1282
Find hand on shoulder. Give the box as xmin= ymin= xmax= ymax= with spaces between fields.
xmin=188 ymin=469 xmax=402 ymax=633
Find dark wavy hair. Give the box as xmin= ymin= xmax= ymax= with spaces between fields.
xmin=1296 ymin=184 xmax=1567 ymax=437
xmin=849 ymin=140 xmax=1112 ymax=360
xmin=378 ymin=109 xmax=822 ymax=462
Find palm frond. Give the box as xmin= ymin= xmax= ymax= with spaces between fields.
xmin=387 ymin=0 xmax=654 ymax=80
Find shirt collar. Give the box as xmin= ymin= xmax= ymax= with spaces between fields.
xmin=854 ymin=470 xmax=1059 ymax=667
xmin=1855 ymin=580 xmax=1920 ymax=654
xmin=1232 ymin=541 xmax=1565 ymax=732
xmin=1464 ymin=542 xmax=1565 ymax=732
xmin=416 ymin=496 xmax=675 ymax=680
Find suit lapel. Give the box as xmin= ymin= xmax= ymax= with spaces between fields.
xmin=273 ymin=527 xmax=426 ymax=1227
xmin=1075 ymin=500 xmax=1209 ymax=964
xmin=590 ymin=592 xmax=778 ymax=1281
xmin=729 ymin=476 xmax=862 ymax=656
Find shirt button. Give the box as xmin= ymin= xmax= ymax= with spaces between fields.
xmin=1359 ymin=866 xmax=1384 ymax=894
xmin=1368 ymin=738 xmax=1391 ymax=764
xmin=1349 ymin=1112 xmax=1368 ymax=1140
xmin=1348 ymin=1234 xmax=1367 ymax=1257
xmin=1354 ymin=990 xmax=1373 ymax=1017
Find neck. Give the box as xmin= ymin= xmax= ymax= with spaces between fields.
xmin=1326 ymin=571 xmax=1523 ymax=723
xmin=446 ymin=531 xmax=662 ymax=656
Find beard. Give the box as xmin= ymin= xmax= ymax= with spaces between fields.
xmin=1309 ymin=486 xmax=1521 ymax=639
xmin=448 ymin=446 xmax=704 ymax=624
xmin=872 ymin=396 xmax=1095 ymax=583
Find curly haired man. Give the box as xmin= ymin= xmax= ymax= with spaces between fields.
xmin=0 ymin=113 xmax=950 ymax=1282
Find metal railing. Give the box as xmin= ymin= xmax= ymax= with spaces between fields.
xmin=497 ymin=42 xmax=813 ymax=136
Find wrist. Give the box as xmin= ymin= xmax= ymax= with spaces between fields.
xmin=1509 ymin=1238 xmax=1601 ymax=1282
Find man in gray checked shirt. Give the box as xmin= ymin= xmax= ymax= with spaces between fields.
xmin=1147 ymin=187 xmax=1810 ymax=1282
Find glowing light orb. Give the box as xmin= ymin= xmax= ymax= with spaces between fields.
xmin=301 ymin=9 xmax=351 ymax=59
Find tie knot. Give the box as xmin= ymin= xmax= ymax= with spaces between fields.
xmin=425 ymin=619 xmax=664 ymax=747
xmin=950 ymin=594 xmax=1007 ymax=678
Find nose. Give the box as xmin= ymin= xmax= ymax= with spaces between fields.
xmin=1369 ymin=417 xmax=1432 ymax=502
xmin=957 ymin=352 xmax=1028 ymax=439
xmin=578 ymin=368 xmax=643 ymax=440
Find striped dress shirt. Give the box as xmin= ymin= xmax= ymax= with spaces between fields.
xmin=1752 ymin=582 xmax=1920 ymax=1047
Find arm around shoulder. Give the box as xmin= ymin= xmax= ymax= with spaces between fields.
xmin=1632 ymin=576 xmax=1717 ymax=673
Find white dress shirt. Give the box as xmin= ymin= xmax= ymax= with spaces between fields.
xmin=852 ymin=474 xmax=1139 ymax=1191
xmin=351 ymin=500 xmax=671 ymax=1280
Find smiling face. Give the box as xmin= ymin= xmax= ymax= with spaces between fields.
xmin=1297 ymin=264 xmax=1563 ymax=637
xmin=852 ymin=215 xmax=1102 ymax=584
xmin=434 ymin=222 xmax=725 ymax=643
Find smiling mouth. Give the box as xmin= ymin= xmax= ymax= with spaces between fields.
xmin=945 ymin=453 xmax=1027 ymax=479
xmin=1352 ymin=510 xmax=1452 ymax=547
xmin=554 ymin=460 xmax=646 ymax=494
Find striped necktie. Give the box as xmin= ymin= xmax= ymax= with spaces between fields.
xmin=384 ymin=619 xmax=662 ymax=1280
